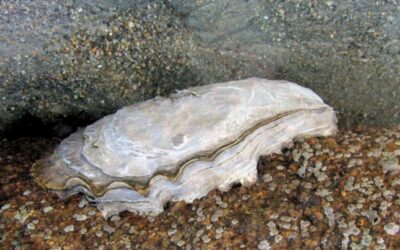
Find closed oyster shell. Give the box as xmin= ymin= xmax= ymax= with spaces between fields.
xmin=32 ymin=78 xmax=337 ymax=217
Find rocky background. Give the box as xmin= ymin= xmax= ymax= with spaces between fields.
xmin=1 ymin=0 xmax=399 ymax=136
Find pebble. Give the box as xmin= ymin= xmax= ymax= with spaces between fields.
xmin=268 ymin=183 xmax=277 ymax=191
xmin=25 ymin=201 xmax=34 ymax=206
xmin=63 ymin=225 xmax=74 ymax=233
xmin=262 ymin=173 xmax=273 ymax=182
xmin=201 ymin=235 xmax=211 ymax=243
xmin=257 ymin=240 xmax=271 ymax=250
xmin=215 ymin=227 xmax=224 ymax=234
xmin=0 ymin=204 xmax=10 ymax=212
xmin=22 ymin=190 xmax=31 ymax=196
xmin=323 ymin=205 xmax=335 ymax=227
xmin=78 ymin=198 xmax=88 ymax=208
xmin=274 ymin=234 xmax=283 ymax=243
xmin=14 ymin=208 xmax=29 ymax=223
xmin=383 ymin=223 xmax=399 ymax=235
xmin=110 ymin=215 xmax=121 ymax=222
xmin=380 ymin=156 xmax=399 ymax=174
xmin=231 ymin=219 xmax=239 ymax=225
xmin=196 ymin=229 xmax=204 ymax=239
xmin=297 ymin=164 xmax=307 ymax=177
xmin=314 ymin=171 xmax=328 ymax=182
xmin=167 ymin=228 xmax=177 ymax=236
xmin=218 ymin=201 xmax=228 ymax=208
xmin=361 ymin=209 xmax=381 ymax=225
xmin=241 ymin=194 xmax=250 ymax=201
xmin=343 ymin=222 xmax=360 ymax=237
xmin=280 ymin=216 xmax=292 ymax=223
xmin=26 ymin=223 xmax=35 ymax=230
xmin=211 ymin=210 xmax=223 ymax=222
xmin=103 ymin=224 xmax=116 ymax=234
xmin=300 ymin=220 xmax=310 ymax=228
xmin=335 ymin=153 xmax=343 ymax=159
xmin=73 ymin=213 xmax=88 ymax=221
xmin=391 ymin=177 xmax=400 ymax=186
xmin=267 ymin=221 xmax=278 ymax=236
xmin=361 ymin=230 xmax=372 ymax=246
xmin=43 ymin=206 xmax=53 ymax=213
xmin=276 ymin=165 xmax=285 ymax=171
xmin=176 ymin=240 xmax=185 ymax=247
xmin=315 ymin=188 xmax=330 ymax=197
xmin=128 ymin=226 xmax=137 ymax=234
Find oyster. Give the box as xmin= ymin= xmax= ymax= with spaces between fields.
xmin=32 ymin=78 xmax=337 ymax=218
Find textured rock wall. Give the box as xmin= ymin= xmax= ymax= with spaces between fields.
xmin=1 ymin=0 xmax=399 ymax=135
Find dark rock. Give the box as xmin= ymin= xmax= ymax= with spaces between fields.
xmin=0 ymin=0 xmax=399 ymax=136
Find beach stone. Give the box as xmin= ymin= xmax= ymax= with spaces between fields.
xmin=63 ymin=225 xmax=74 ymax=233
xmin=0 ymin=0 xmax=399 ymax=136
xmin=384 ymin=223 xmax=399 ymax=235
xmin=258 ymin=240 xmax=271 ymax=250
xmin=42 ymin=206 xmax=53 ymax=213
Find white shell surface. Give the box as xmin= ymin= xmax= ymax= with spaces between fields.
xmin=32 ymin=78 xmax=337 ymax=218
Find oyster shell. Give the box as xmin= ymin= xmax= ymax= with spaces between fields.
xmin=32 ymin=78 xmax=337 ymax=218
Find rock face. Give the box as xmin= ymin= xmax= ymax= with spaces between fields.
xmin=0 ymin=0 xmax=399 ymax=135
xmin=31 ymin=78 xmax=337 ymax=217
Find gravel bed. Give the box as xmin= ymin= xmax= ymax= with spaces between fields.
xmin=0 ymin=126 xmax=399 ymax=249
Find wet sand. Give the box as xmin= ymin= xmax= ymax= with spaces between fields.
xmin=1 ymin=126 xmax=399 ymax=249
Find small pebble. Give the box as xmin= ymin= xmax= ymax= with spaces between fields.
xmin=176 ymin=240 xmax=185 ymax=247
xmin=73 ymin=214 xmax=88 ymax=221
xmin=267 ymin=221 xmax=278 ymax=236
xmin=241 ymin=194 xmax=250 ymax=201
xmin=384 ymin=223 xmax=399 ymax=235
xmin=26 ymin=223 xmax=35 ymax=230
xmin=276 ymin=165 xmax=285 ymax=171
xmin=110 ymin=215 xmax=121 ymax=222
xmin=103 ymin=224 xmax=116 ymax=234
xmin=25 ymin=201 xmax=34 ymax=206
xmin=258 ymin=240 xmax=271 ymax=250
xmin=231 ymin=219 xmax=239 ymax=225
xmin=64 ymin=225 xmax=74 ymax=233
xmin=78 ymin=198 xmax=88 ymax=208
xmin=22 ymin=190 xmax=31 ymax=196
xmin=262 ymin=174 xmax=273 ymax=182
xmin=167 ymin=228 xmax=177 ymax=236
xmin=201 ymin=235 xmax=211 ymax=243
xmin=0 ymin=204 xmax=10 ymax=212
xmin=43 ymin=206 xmax=53 ymax=213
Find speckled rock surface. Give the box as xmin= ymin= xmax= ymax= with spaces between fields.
xmin=167 ymin=0 xmax=400 ymax=126
xmin=1 ymin=0 xmax=399 ymax=134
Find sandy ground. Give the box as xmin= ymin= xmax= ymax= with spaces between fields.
xmin=0 ymin=126 xmax=399 ymax=249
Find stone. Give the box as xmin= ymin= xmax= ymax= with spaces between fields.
xmin=384 ymin=223 xmax=399 ymax=235
xmin=1 ymin=0 xmax=399 ymax=136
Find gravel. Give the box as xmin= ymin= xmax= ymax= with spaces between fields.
xmin=0 ymin=126 xmax=399 ymax=248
